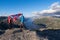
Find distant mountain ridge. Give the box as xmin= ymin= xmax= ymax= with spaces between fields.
xmin=0 ymin=16 xmax=7 ymax=21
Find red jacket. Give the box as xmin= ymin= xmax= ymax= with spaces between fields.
xmin=8 ymin=13 xmax=22 ymax=23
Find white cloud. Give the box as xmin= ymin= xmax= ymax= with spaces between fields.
xmin=32 ymin=2 xmax=60 ymax=16
xmin=50 ymin=2 xmax=60 ymax=10
xmin=40 ymin=9 xmax=56 ymax=14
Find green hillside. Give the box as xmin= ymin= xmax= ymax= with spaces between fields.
xmin=34 ymin=17 xmax=60 ymax=29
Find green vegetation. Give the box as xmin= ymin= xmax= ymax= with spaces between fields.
xmin=34 ymin=17 xmax=60 ymax=29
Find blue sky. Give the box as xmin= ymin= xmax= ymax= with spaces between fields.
xmin=0 ymin=0 xmax=60 ymax=17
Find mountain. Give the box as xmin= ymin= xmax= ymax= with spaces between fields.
xmin=0 ymin=16 xmax=7 ymax=21
xmin=0 ymin=16 xmax=60 ymax=40
xmin=52 ymin=15 xmax=60 ymax=18
xmin=34 ymin=16 xmax=60 ymax=29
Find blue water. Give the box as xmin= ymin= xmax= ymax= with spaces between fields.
xmin=24 ymin=18 xmax=40 ymax=30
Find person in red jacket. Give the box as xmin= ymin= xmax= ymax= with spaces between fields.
xmin=8 ymin=16 xmax=13 ymax=29
xmin=7 ymin=13 xmax=23 ymax=29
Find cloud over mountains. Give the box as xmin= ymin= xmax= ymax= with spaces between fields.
xmin=32 ymin=2 xmax=60 ymax=16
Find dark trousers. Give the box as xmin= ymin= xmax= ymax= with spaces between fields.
xmin=20 ymin=23 xmax=24 ymax=31
xmin=9 ymin=23 xmax=13 ymax=29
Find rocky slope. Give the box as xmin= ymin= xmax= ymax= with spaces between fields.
xmin=0 ymin=17 xmax=60 ymax=40
xmin=0 ymin=28 xmax=60 ymax=40
xmin=0 ymin=28 xmax=39 ymax=40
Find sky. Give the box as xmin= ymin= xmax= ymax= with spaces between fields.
xmin=0 ymin=0 xmax=60 ymax=17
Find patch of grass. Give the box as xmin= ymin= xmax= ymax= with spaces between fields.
xmin=34 ymin=17 xmax=60 ymax=29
